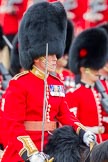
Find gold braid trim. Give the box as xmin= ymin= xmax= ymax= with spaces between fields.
xmin=75 ymin=122 xmax=87 ymax=135
xmin=17 ymin=135 xmax=38 ymax=157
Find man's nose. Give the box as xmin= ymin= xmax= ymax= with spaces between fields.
xmin=53 ymin=54 xmax=57 ymax=60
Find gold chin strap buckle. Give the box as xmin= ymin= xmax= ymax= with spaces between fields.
xmin=45 ymin=157 xmax=54 ymax=162
xmin=90 ymin=142 xmax=95 ymax=151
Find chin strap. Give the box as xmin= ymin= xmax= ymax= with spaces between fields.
xmin=90 ymin=142 xmax=95 ymax=151
xmin=84 ymin=142 xmax=96 ymax=162
xmin=46 ymin=157 xmax=54 ymax=162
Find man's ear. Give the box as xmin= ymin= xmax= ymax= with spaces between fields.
xmin=80 ymin=67 xmax=85 ymax=73
xmin=34 ymin=58 xmax=40 ymax=64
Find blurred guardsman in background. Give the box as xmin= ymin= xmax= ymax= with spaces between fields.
xmin=9 ymin=34 xmax=24 ymax=76
xmin=0 ymin=25 xmax=11 ymax=161
xmin=0 ymin=25 xmax=10 ymax=71
xmin=0 ymin=25 xmax=12 ymax=97
xmin=84 ymin=0 xmax=108 ymax=29
xmin=0 ymin=1 xmax=96 ymax=162
xmin=95 ymin=22 xmax=108 ymax=134
xmin=97 ymin=22 xmax=108 ymax=93
xmin=0 ymin=0 xmax=28 ymax=43
xmin=66 ymin=27 xmax=108 ymax=143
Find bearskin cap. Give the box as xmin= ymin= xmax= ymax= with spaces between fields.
xmin=97 ymin=22 xmax=108 ymax=61
xmin=10 ymin=34 xmax=21 ymax=76
xmin=18 ymin=1 xmax=67 ymax=70
xmin=69 ymin=27 xmax=108 ymax=74
xmin=97 ymin=22 xmax=108 ymax=33
xmin=44 ymin=126 xmax=89 ymax=162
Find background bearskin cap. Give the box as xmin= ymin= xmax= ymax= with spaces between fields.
xmin=97 ymin=22 xmax=108 ymax=61
xmin=18 ymin=1 xmax=67 ymax=70
xmin=97 ymin=22 xmax=108 ymax=33
xmin=64 ymin=19 xmax=74 ymax=55
xmin=69 ymin=27 xmax=108 ymax=74
xmin=10 ymin=34 xmax=21 ymax=76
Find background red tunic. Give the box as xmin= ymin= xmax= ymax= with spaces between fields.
xmin=66 ymin=84 xmax=108 ymax=143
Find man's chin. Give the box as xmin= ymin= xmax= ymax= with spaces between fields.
xmin=48 ymin=68 xmax=56 ymax=73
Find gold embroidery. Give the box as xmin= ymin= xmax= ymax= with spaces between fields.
xmin=31 ymin=65 xmax=47 ymax=80
xmin=12 ymin=71 xmax=29 ymax=80
xmin=17 ymin=136 xmax=38 ymax=157
xmin=76 ymin=127 xmax=81 ymax=135
xmin=75 ymin=122 xmax=87 ymax=135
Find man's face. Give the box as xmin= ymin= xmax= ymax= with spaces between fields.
xmin=85 ymin=68 xmax=100 ymax=83
xmin=81 ymin=67 xmax=100 ymax=84
xmin=57 ymin=55 xmax=68 ymax=68
xmin=34 ymin=54 xmax=57 ymax=73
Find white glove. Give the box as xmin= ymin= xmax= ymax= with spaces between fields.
xmin=83 ymin=131 xmax=96 ymax=147
xmin=29 ymin=152 xmax=49 ymax=162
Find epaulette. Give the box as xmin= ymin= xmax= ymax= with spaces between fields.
xmin=12 ymin=71 xmax=29 ymax=80
xmin=50 ymin=72 xmax=63 ymax=83
xmin=66 ymin=84 xmax=81 ymax=93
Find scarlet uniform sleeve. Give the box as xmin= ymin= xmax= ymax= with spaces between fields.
xmin=2 ymin=80 xmax=38 ymax=161
xmin=56 ymin=96 xmax=86 ymax=134
xmin=66 ymin=90 xmax=79 ymax=115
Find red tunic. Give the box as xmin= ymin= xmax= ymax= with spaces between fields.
xmin=1 ymin=67 xmax=81 ymax=162
xmin=66 ymin=83 xmax=108 ymax=143
xmin=99 ymin=77 xmax=108 ymax=136
xmin=57 ymin=68 xmax=75 ymax=93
